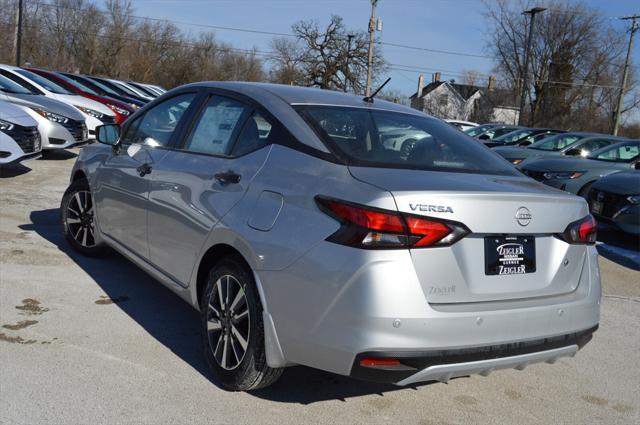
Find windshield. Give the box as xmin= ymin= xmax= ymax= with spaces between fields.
xmin=464 ymin=124 xmax=494 ymax=137
xmin=494 ymin=128 xmax=533 ymax=142
xmin=112 ymin=81 xmax=144 ymax=97
xmin=0 ymin=75 xmax=37 ymax=95
xmin=54 ymin=73 xmax=99 ymax=95
xmin=298 ymin=106 xmax=518 ymax=176
xmin=80 ymin=76 xmax=119 ymax=96
xmin=530 ymin=134 xmax=582 ymax=151
xmin=588 ymin=141 xmax=640 ymax=162
xmin=15 ymin=69 xmax=73 ymax=95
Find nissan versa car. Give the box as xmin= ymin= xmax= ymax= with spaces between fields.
xmin=494 ymin=133 xmax=625 ymax=165
xmin=0 ymin=75 xmax=87 ymax=150
xmin=587 ymin=171 xmax=640 ymax=236
xmin=483 ymin=128 xmax=562 ymax=149
xmin=60 ymin=72 xmax=146 ymax=109
xmin=0 ymin=99 xmax=41 ymax=164
xmin=0 ymin=65 xmax=116 ymax=137
xmin=61 ymin=83 xmax=600 ymax=391
xmin=25 ymin=68 xmax=134 ymax=125
xmin=521 ymin=140 xmax=640 ymax=197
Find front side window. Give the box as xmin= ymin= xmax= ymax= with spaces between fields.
xmin=590 ymin=142 xmax=640 ymax=162
xmin=183 ymin=96 xmax=252 ymax=156
xmin=299 ymin=106 xmax=518 ymax=176
xmin=125 ymin=93 xmax=195 ymax=147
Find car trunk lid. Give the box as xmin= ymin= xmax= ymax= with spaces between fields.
xmin=349 ymin=166 xmax=590 ymax=303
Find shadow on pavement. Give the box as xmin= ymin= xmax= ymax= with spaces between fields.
xmin=596 ymin=226 xmax=640 ymax=271
xmin=0 ymin=162 xmax=32 ymax=178
xmin=41 ymin=149 xmax=78 ymax=160
xmin=21 ymin=208 xmax=427 ymax=402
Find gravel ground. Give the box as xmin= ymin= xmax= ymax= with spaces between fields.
xmin=1 ymin=149 xmax=639 ymax=425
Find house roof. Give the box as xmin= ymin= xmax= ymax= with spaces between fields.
xmin=410 ymin=81 xmax=483 ymax=101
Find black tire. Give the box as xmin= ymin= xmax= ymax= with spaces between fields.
xmin=400 ymin=138 xmax=417 ymax=158
xmin=60 ymin=178 xmax=107 ymax=256
xmin=200 ymin=256 xmax=282 ymax=391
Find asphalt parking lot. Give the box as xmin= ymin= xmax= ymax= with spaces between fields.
xmin=1 ymin=149 xmax=639 ymax=425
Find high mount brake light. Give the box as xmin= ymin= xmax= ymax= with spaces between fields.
xmin=558 ymin=214 xmax=597 ymax=245
xmin=316 ymin=197 xmax=469 ymax=249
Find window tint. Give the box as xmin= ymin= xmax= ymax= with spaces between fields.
xmin=530 ymin=134 xmax=580 ymax=151
xmin=125 ymin=93 xmax=195 ymax=147
xmin=183 ymin=96 xmax=251 ymax=156
xmin=231 ymin=113 xmax=272 ymax=156
xmin=590 ymin=142 xmax=640 ymax=162
xmin=15 ymin=69 xmax=73 ymax=95
xmin=0 ymin=70 xmax=42 ymax=94
xmin=300 ymin=106 xmax=518 ymax=175
xmin=580 ymin=139 xmax=613 ymax=153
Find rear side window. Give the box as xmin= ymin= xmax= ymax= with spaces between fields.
xmin=299 ymin=106 xmax=518 ymax=175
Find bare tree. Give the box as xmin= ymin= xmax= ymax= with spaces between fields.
xmin=484 ymin=0 xmax=635 ymax=131
xmin=270 ymin=15 xmax=386 ymax=93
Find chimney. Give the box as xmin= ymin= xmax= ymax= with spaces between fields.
xmin=417 ymin=74 xmax=424 ymax=96
xmin=487 ymin=75 xmax=496 ymax=91
xmin=433 ymin=72 xmax=441 ymax=82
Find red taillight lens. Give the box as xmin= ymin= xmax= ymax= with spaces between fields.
xmin=316 ymin=196 xmax=469 ymax=249
xmin=360 ymin=358 xmax=401 ymax=367
xmin=559 ymin=214 xmax=597 ymax=244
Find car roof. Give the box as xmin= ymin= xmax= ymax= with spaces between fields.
xmin=179 ymin=81 xmax=425 ymax=116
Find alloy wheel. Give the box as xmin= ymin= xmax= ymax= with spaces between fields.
xmin=206 ymin=275 xmax=250 ymax=370
xmin=66 ymin=190 xmax=96 ymax=248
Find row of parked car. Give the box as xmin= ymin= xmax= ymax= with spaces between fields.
xmin=456 ymin=122 xmax=640 ymax=237
xmin=0 ymin=63 xmax=165 ymax=164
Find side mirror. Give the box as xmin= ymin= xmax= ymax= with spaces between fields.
xmin=518 ymin=140 xmax=532 ymax=147
xmin=478 ymin=134 xmax=490 ymax=140
xmin=96 ymin=124 xmax=120 ymax=146
xmin=565 ymin=148 xmax=581 ymax=156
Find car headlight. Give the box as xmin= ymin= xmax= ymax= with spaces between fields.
xmin=543 ymin=171 xmax=584 ymax=180
xmin=511 ymin=158 xmax=524 ymax=165
xmin=74 ymin=105 xmax=104 ymax=119
xmin=31 ymin=108 xmax=69 ymax=124
xmin=628 ymin=195 xmax=640 ymax=204
xmin=0 ymin=119 xmax=15 ymax=132
xmin=130 ymin=103 xmax=140 ymax=110
xmin=106 ymin=104 xmax=130 ymax=116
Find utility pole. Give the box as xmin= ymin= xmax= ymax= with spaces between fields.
xmin=613 ymin=15 xmax=639 ymax=136
xmin=365 ymin=0 xmax=378 ymax=97
xmin=518 ymin=7 xmax=546 ymax=126
xmin=14 ymin=0 xmax=24 ymax=66
xmin=345 ymin=34 xmax=354 ymax=93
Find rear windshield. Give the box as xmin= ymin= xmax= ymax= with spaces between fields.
xmin=297 ymin=106 xmax=518 ymax=176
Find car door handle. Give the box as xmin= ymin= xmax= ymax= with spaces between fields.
xmin=214 ymin=171 xmax=241 ymax=185
xmin=137 ymin=163 xmax=152 ymax=177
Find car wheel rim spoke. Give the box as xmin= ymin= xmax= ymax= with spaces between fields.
xmin=67 ymin=190 xmax=96 ymax=248
xmin=207 ymin=274 xmax=250 ymax=370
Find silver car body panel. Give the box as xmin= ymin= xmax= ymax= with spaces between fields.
xmin=69 ymin=82 xmax=601 ymax=384
xmin=0 ymin=100 xmax=41 ymax=163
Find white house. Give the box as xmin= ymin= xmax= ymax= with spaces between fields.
xmin=409 ymin=73 xmax=519 ymax=124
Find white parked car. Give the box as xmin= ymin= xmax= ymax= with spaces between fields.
xmin=0 ymin=99 xmax=41 ymax=164
xmin=0 ymin=64 xmax=115 ymax=138
xmin=0 ymin=75 xmax=87 ymax=150
xmin=445 ymin=119 xmax=479 ymax=132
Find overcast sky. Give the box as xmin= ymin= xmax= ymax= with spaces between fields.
xmin=109 ymin=0 xmax=639 ymax=120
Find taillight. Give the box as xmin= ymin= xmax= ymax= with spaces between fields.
xmin=558 ymin=214 xmax=597 ymax=244
xmin=316 ymin=196 xmax=469 ymax=249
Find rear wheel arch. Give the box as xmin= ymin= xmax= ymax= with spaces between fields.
xmin=196 ymin=244 xmax=254 ymax=308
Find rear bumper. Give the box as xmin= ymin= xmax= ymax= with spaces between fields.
xmin=261 ymin=243 xmax=601 ymax=380
xmin=350 ymin=326 xmax=596 ymax=384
